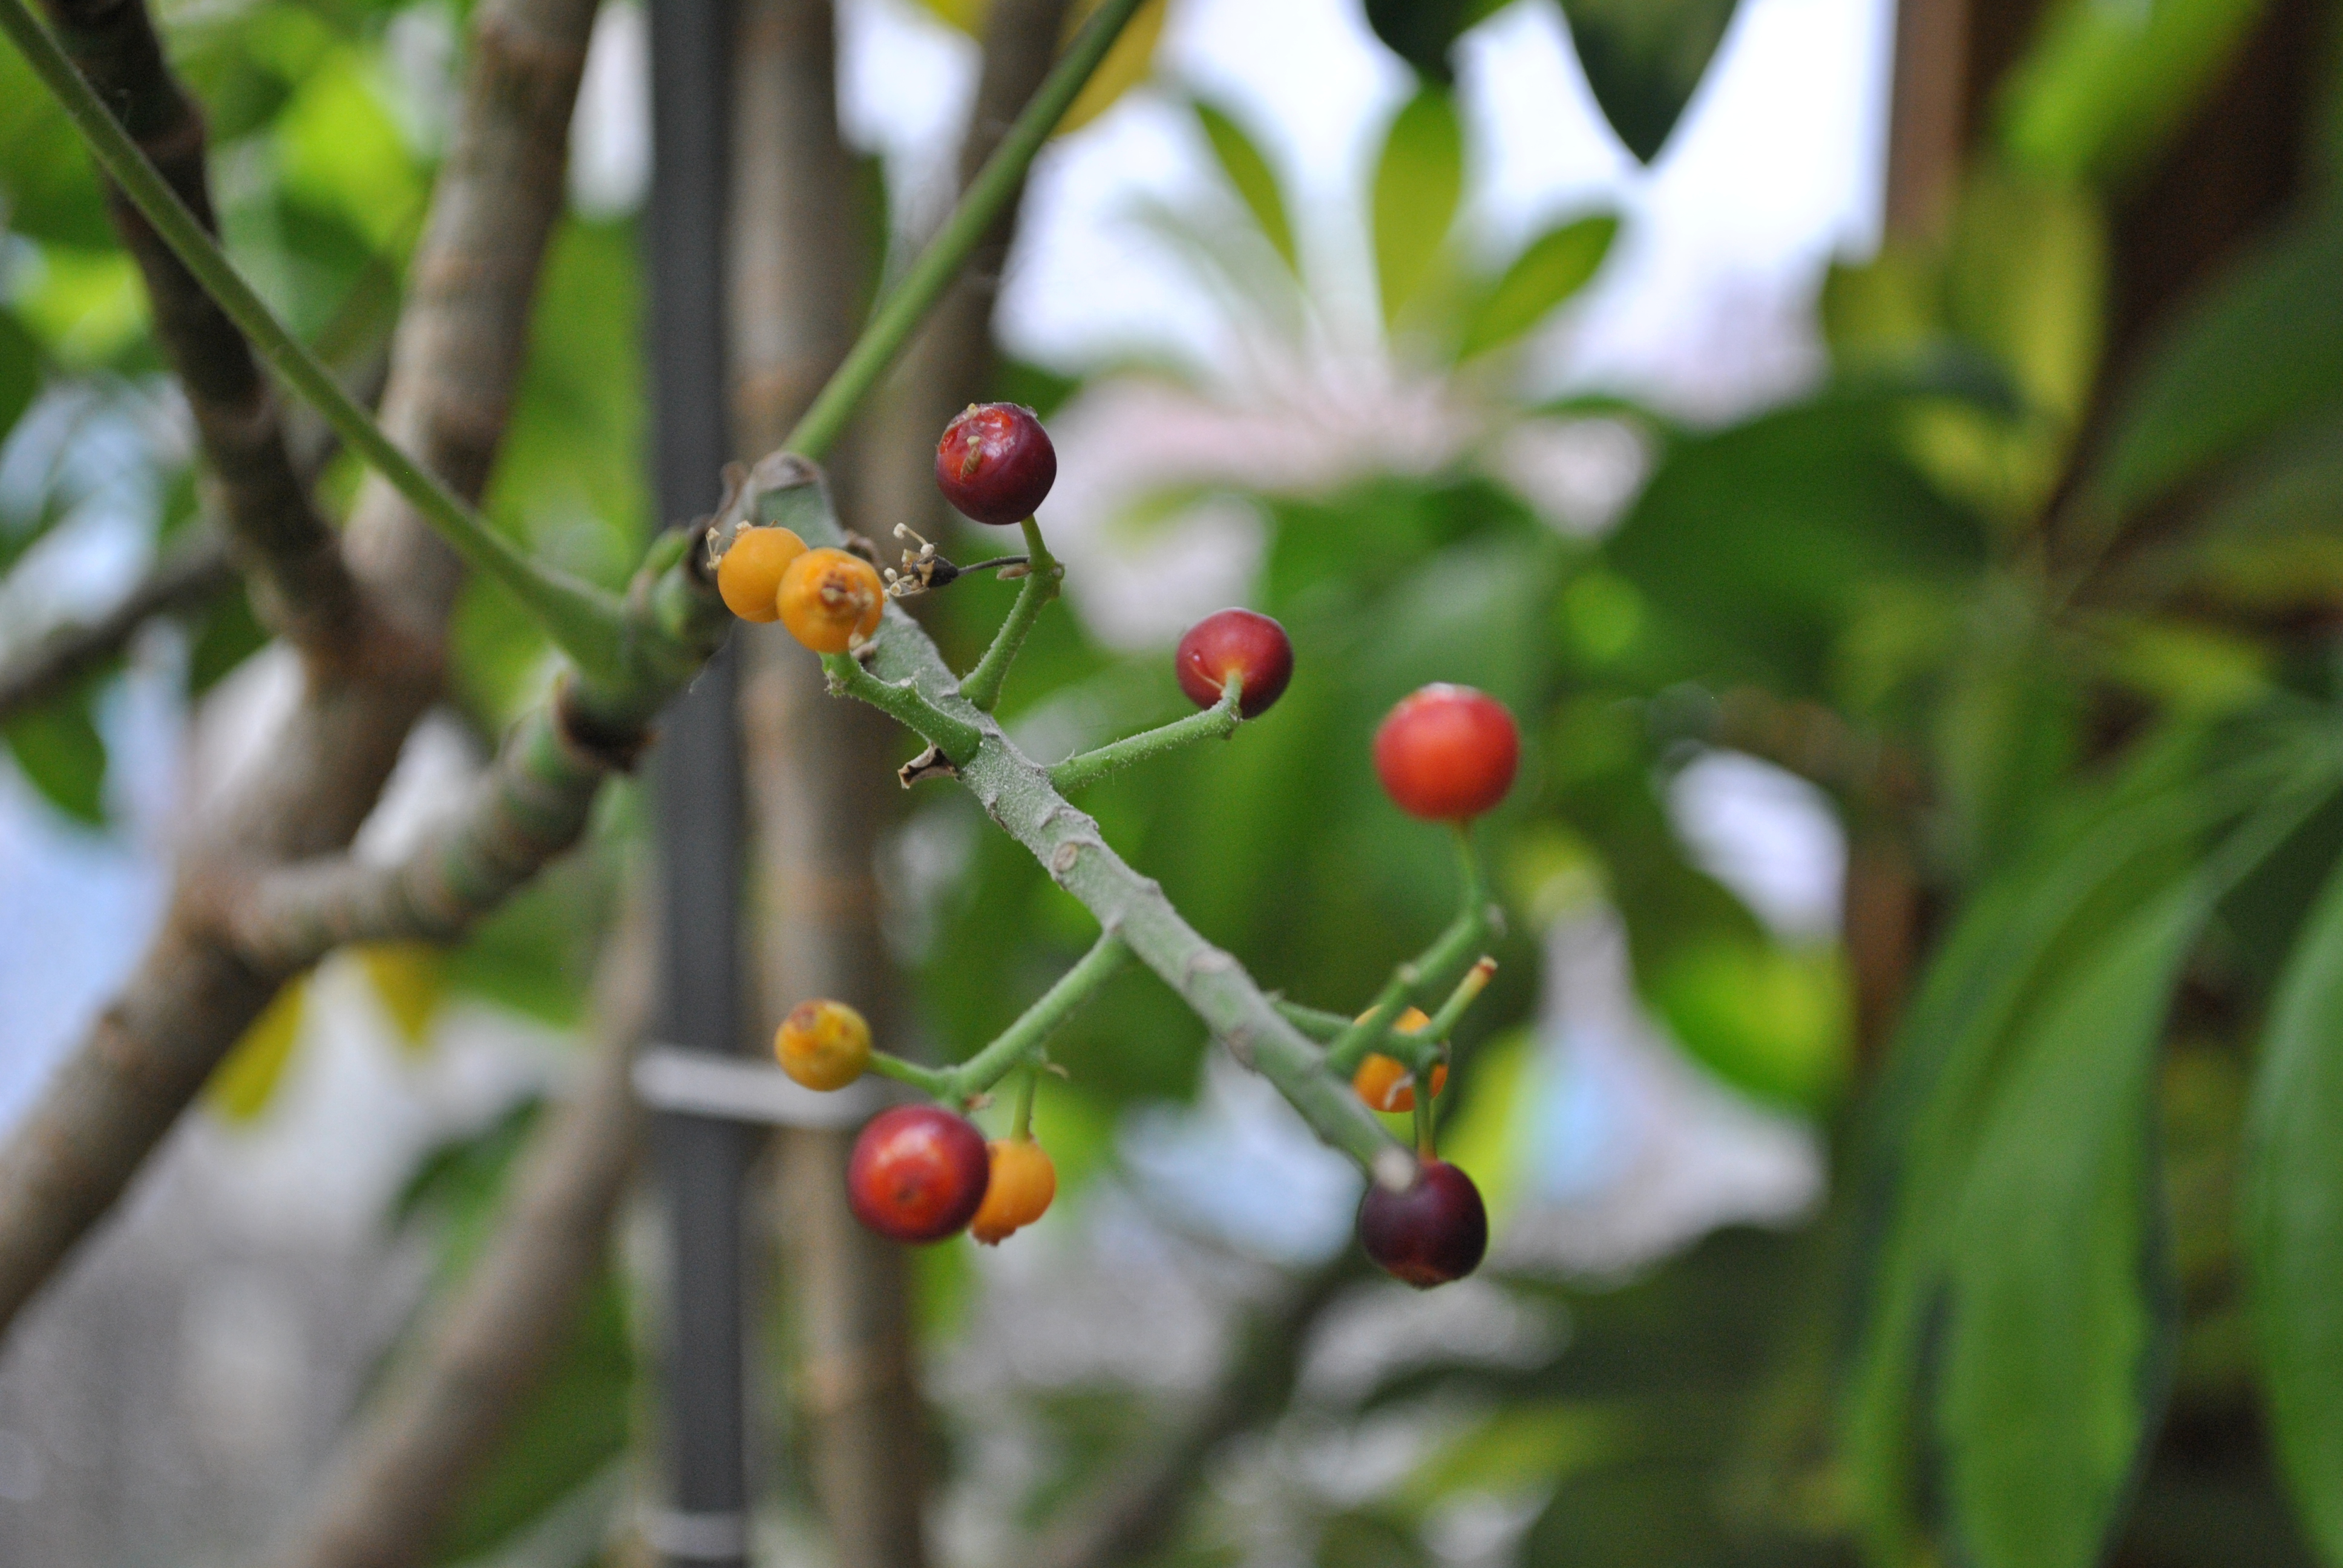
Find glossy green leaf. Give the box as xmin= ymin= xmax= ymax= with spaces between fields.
xmin=1555 ymin=0 xmax=1740 ymax=163
xmin=1371 ymin=87 xmax=1464 ymax=328
xmin=1937 ymin=890 xmax=2194 ymax=1568
xmin=1998 ymin=0 xmax=2269 ymax=190
xmin=1457 ymin=213 xmax=1617 ymax=360
xmin=2089 ymin=208 xmax=2343 ymax=517
xmin=1192 ymin=97 xmax=1297 ymax=273
xmin=2245 ymin=853 xmax=2343 ymax=1564
xmin=4 ymin=688 xmax=106 ymax=826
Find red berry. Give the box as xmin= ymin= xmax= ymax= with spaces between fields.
xmin=1372 ymin=684 xmax=1519 ymax=821
xmin=936 ymin=403 xmax=1057 ymax=526
xmin=1176 ymin=609 xmax=1294 ymax=718
xmin=847 ymin=1105 xmax=991 ymax=1243
xmin=1357 ymin=1158 xmax=1487 ymax=1288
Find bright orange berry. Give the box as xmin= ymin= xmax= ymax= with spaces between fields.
xmin=969 ymin=1137 xmax=1057 ymax=1245
xmin=1350 ymin=1006 xmax=1448 ymax=1112
xmin=778 ymin=547 xmax=886 ymax=653
xmin=776 ymin=999 xmax=872 ymax=1091
xmin=716 ymin=524 xmax=807 ymax=622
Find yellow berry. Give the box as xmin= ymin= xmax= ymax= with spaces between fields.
xmin=1349 ymin=1006 xmax=1447 ymax=1112
xmin=969 ymin=1137 xmax=1057 ymax=1244
xmin=778 ymin=546 xmax=886 ymax=653
xmin=716 ymin=524 xmax=808 ymax=622
xmin=776 ymin=999 xmax=871 ymax=1091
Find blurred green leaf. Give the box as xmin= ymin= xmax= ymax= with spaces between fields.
xmin=1555 ymin=0 xmax=1739 ymax=163
xmin=1647 ymin=938 xmax=1847 ymax=1111
xmin=2089 ymin=207 xmax=2343 ymax=517
xmin=1362 ymin=0 xmax=1503 ymax=82
xmin=1937 ymin=890 xmax=2194 ymax=1568
xmin=1457 ymin=213 xmax=1617 ymax=361
xmin=1601 ymin=390 xmax=1987 ymax=695
xmin=2244 ymin=853 xmax=2343 ymax=1564
xmin=1372 ymin=87 xmax=1463 ymax=329
xmin=1192 ymin=97 xmax=1297 ymax=273
xmin=1998 ymin=0 xmax=2269 ymax=190
xmin=208 ymin=978 xmax=307 ymax=1122
xmin=0 ymin=310 xmax=41 ymax=440
xmin=2107 ymin=418 xmax=2343 ymax=615
xmin=4 ymin=687 xmax=106 ymax=825
xmin=188 ymin=582 xmax=269 ymax=694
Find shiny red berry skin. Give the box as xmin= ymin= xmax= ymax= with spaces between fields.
xmin=1358 ymin=1158 xmax=1487 ymax=1288
xmin=1372 ymin=685 xmax=1519 ymax=822
xmin=1176 ymin=609 xmax=1294 ymax=718
xmin=936 ymin=403 xmax=1057 ymax=526
xmin=847 ymin=1105 xmax=991 ymax=1243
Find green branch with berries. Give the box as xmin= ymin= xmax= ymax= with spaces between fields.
xmin=3 ymin=0 xmax=1510 ymax=1287
xmin=730 ymin=428 xmax=1517 ymax=1284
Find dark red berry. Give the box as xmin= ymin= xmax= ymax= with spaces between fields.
xmin=1176 ymin=609 xmax=1294 ymax=718
xmin=847 ymin=1105 xmax=991 ymax=1243
xmin=1372 ymin=684 xmax=1519 ymax=822
xmin=936 ymin=403 xmax=1057 ymax=526
xmin=1357 ymin=1158 xmax=1487 ymax=1288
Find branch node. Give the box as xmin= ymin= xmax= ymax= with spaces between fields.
xmin=899 ymin=746 xmax=958 ymax=788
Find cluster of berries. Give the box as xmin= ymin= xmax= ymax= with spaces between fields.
xmin=721 ymin=403 xmax=1524 ymax=1287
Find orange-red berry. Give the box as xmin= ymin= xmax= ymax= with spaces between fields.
xmin=1372 ymin=684 xmax=1519 ymax=822
xmin=716 ymin=524 xmax=807 ymax=622
xmin=935 ymin=403 xmax=1057 ymax=526
xmin=969 ymin=1137 xmax=1057 ymax=1245
xmin=778 ymin=546 xmax=885 ymax=653
xmin=775 ymin=999 xmax=871 ymax=1091
xmin=1350 ymin=1007 xmax=1447 ymax=1113
xmin=1358 ymin=1159 xmax=1487 ymax=1288
xmin=847 ymin=1105 xmax=991 ymax=1243
xmin=1176 ymin=609 xmax=1294 ymax=718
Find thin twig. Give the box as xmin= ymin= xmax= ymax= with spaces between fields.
xmin=958 ymin=517 xmax=1061 ymax=711
xmin=1050 ymin=682 xmax=1242 ymax=793
xmin=0 ymin=532 xmax=235 ymax=722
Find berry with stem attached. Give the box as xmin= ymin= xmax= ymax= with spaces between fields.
xmin=1373 ymin=684 xmax=1519 ymax=822
xmin=1176 ymin=609 xmax=1293 ymax=718
xmin=716 ymin=524 xmax=807 ymax=622
xmin=779 ymin=546 xmax=886 ymax=653
xmin=847 ymin=1105 xmax=991 ymax=1243
xmin=1350 ymin=1007 xmax=1448 ymax=1113
xmin=1357 ymin=1159 xmax=1487 ymax=1288
xmin=776 ymin=999 xmax=871 ymax=1091
xmin=936 ymin=403 xmax=1057 ymax=526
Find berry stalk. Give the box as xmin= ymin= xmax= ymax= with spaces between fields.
xmin=1049 ymin=679 xmax=1244 ymax=793
xmin=957 ymin=518 xmax=1063 ymax=712
xmin=1325 ymin=828 xmax=1493 ymax=1075
xmin=942 ymin=932 xmax=1129 ymax=1102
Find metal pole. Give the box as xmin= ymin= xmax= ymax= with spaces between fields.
xmin=647 ymin=4 xmax=749 ymax=1566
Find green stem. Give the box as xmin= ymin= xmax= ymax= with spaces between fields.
xmin=1414 ymin=955 xmax=1496 ymax=1061
xmin=1413 ymin=1092 xmax=1435 ymax=1160
xmin=867 ymin=1053 xmax=954 ymax=1097
xmin=1271 ymin=999 xmax=1350 ymax=1042
xmin=958 ymin=518 xmax=1060 ymax=713
xmin=1050 ymin=682 xmax=1241 ymax=792
xmin=783 ymin=0 xmax=1150 ymax=460
xmin=1011 ymin=1063 xmax=1039 ymax=1140
xmin=0 ymin=0 xmax=629 ymax=680
xmin=944 ymin=932 xmax=1129 ymax=1102
xmin=823 ymin=651 xmax=985 ymax=764
xmin=1326 ymin=829 xmax=1492 ymax=1075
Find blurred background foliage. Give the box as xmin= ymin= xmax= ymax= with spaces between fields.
xmin=6 ymin=0 xmax=2343 ymax=1566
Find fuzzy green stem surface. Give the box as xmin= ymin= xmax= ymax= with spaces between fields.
xmin=0 ymin=0 xmax=629 ymax=679
xmin=1050 ymin=681 xmax=1241 ymax=792
xmin=782 ymin=0 xmax=1150 ymax=461
xmin=1272 ymin=1000 xmax=1351 ymax=1042
xmin=824 ymin=653 xmax=985 ymax=763
xmin=945 ymin=932 xmax=1128 ymax=1102
xmin=1010 ymin=1065 xmax=1039 ymax=1140
xmin=958 ymin=518 xmax=1060 ymax=713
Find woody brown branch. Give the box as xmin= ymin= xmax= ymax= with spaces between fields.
xmin=0 ymin=0 xmax=600 ymax=1344
xmin=37 ymin=0 xmax=365 ymax=658
xmin=0 ymin=528 xmax=235 ymax=722
xmin=255 ymin=887 xmax=652 ymax=1568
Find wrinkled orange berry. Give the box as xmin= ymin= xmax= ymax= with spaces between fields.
xmin=969 ymin=1137 xmax=1057 ymax=1244
xmin=776 ymin=999 xmax=871 ymax=1091
xmin=1351 ymin=1006 xmax=1447 ymax=1113
xmin=778 ymin=547 xmax=886 ymax=653
xmin=716 ymin=524 xmax=807 ymax=622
